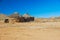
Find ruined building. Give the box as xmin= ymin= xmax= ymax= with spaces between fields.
xmin=5 ymin=12 xmax=35 ymax=23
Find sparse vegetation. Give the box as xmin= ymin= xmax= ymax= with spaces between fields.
xmin=0 ymin=13 xmax=60 ymax=40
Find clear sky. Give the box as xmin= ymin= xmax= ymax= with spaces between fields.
xmin=0 ymin=0 xmax=60 ymax=18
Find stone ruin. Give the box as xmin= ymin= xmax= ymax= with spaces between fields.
xmin=4 ymin=12 xmax=34 ymax=23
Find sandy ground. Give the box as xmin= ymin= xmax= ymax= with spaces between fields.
xmin=0 ymin=22 xmax=60 ymax=40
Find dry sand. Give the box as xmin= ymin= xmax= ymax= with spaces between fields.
xmin=0 ymin=22 xmax=60 ymax=40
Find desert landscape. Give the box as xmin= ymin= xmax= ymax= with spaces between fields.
xmin=0 ymin=13 xmax=60 ymax=40
xmin=1 ymin=0 xmax=60 ymax=40
xmin=0 ymin=21 xmax=60 ymax=40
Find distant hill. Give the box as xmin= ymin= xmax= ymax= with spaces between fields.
xmin=35 ymin=16 xmax=60 ymax=22
xmin=9 ymin=12 xmax=21 ymax=18
xmin=0 ymin=14 xmax=8 ymax=21
xmin=0 ymin=13 xmax=60 ymax=22
xmin=50 ymin=16 xmax=60 ymax=19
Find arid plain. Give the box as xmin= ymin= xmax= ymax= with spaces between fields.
xmin=0 ymin=21 xmax=60 ymax=40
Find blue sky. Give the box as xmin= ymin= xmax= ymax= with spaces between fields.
xmin=0 ymin=0 xmax=60 ymax=18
